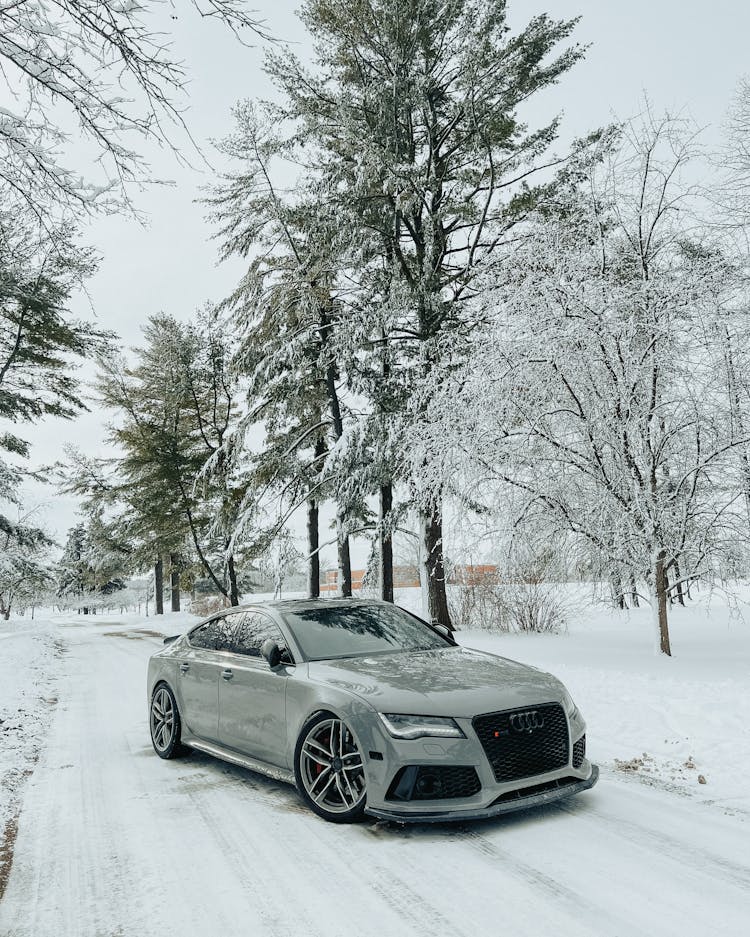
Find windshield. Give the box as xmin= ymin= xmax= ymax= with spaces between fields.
xmin=281 ymin=604 xmax=450 ymax=661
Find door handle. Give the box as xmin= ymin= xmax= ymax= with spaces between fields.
xmin=222 ymin=669 xmax=234 ymax=681
xmin=179 ymin=663 xmax=189 ymax=673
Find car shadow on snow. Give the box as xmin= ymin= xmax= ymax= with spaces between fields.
xmin=145 ymin=742 xmax=599 ymax=833
xmin=362 ymin=799 xmax=584 ymax=841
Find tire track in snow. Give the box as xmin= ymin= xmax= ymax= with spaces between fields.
xmin=443 ymin=822 xmax=619 ymax=936
xmin=365 ymin=862 xmax=469 ymax=937
xmin=557 ymin=797 xmax=750 ymax=891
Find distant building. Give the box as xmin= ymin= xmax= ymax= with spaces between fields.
xmin=319 ymin=564 xmax=497 ymax=593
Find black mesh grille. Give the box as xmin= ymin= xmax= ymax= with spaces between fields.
xmin=572 ymin=734 xmax=586 ymax=768
xmin=386 ymin=765 xmax=482 ymax=801
xmin=473 ymin=703 xmax=569 ymax=783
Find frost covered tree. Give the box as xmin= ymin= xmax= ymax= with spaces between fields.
xmin=721 ymin=77 xmax=750 ymax=223
xmin=94 ymin=310 xmax=253 ymax=607
xmin=209 ymin=110 xmax=367 ymax=597
xmin=0 ymin=0 xmax=268 ymax=224
xmin=417 ymin=114 xmax=747 ymax=655
xmin=261 ymin=0 xmax=586 ymax=626
xmin=0 ymin=506 xmax=53 ymax=619
xmin=0 ymin=216 xmax=111 ymax=546
xmin=56 ymin=522 xmax=126 ymax=613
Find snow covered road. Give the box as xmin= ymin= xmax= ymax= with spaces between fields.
xmin=1 ymin=616 xmax=748 ymax=937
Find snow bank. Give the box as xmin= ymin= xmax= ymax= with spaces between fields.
xmin=0 ymin=620 xmax=62 ymax=846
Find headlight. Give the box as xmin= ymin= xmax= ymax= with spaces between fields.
xmin=561 ymin=690 xmax=580 ymax=721
xmin=378 ymin=713 xmax=466 ymax=740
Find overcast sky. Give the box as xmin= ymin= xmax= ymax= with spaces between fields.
xmin=16 ymin=0 xmax=750 ymax=562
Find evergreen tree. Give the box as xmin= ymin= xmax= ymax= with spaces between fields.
xmin=95 ymin=311 xmax=253 ymax=607
xmin=0 ymin=216 xmax=112 ymax=545
xmin=0 ymin=505 xmax=53 ymax=619
xmin=210 ymin=122 xmax=368 ymax=597
xmin=56 ymin=522 xmax=126 ymax=613
xmin=258 ymin=0 xmax=586 ymax=625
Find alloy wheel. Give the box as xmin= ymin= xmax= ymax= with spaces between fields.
xmin=150 ymin=686 xmax=176 ymax=753
xmin=299 ymin=718 xmax=366 ymax=814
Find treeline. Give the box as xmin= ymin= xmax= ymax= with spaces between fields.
xmin=59 ymin=0 xmax=588 ymax=628
xmin=4 ymin=3 xmax=750 ymax=656
xmin=0 ymin=2 xmax=267 ymax=621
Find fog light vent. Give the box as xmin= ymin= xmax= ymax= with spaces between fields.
xmin=386 ymin=765 xmax=481 ymax=801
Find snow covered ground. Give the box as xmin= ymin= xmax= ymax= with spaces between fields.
xmin=0 ymin=590 xmax=748 ymax=936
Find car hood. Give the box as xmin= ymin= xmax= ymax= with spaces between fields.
xmin=306 ymin=646 xmax=565 ymax=718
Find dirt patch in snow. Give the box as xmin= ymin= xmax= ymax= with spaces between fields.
xmin=0 ymin=813 xmax=19 ymax=901
xmin=613 ymin=751 xmax=711 ymax=795
xmin=0 ymin=766 xmax=33 ymax=902
xmin=102 ymin=629 xmax=164 ymax=640
xmin=0 ymin=628 xmax=63 ymax=899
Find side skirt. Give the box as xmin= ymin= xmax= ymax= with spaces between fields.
xmin=186 ymin=737 xmax=296 ymax=786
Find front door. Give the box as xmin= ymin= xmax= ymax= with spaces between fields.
xmin=177 ymin=616 xmax=236 ymax=742
xmin=218 ymin=611 xmax=290 ymax=767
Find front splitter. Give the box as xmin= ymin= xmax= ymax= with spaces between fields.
xmin=365 ymin=765 xmax=599 ymax=824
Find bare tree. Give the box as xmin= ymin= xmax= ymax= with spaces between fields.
xmin=0 ymin=1 xmax=268 ymax=225
xmin=417 ymin=113 xmax=747 ymax=655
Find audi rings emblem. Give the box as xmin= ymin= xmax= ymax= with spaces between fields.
xmin=509 ymin=710 xmax=544 ymax=733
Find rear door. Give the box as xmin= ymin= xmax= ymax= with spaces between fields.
xmin=218 ymin=611 xmax=291 ymax=767
xmin=178 ymin=616 xmax=235 ymax=742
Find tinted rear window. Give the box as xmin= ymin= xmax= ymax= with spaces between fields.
xmin=281 ymin=604 xmax=448 ymax=661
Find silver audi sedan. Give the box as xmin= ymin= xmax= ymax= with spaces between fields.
xmin=147 ymin=598 xmax=598 ymax=823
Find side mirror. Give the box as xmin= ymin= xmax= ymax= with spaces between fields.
xmin=261 ymin=639 xmax=282 ymax=669
xmin=432 ymin=622 xmax=457 ymax=644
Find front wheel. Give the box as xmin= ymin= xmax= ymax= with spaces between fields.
xmin=294 ymin=714 xmax=367 ymax=823
xmin=149 ymin=683 xmax=188 ymax=759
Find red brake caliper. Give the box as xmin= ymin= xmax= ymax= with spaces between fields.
xmin=314 ymin=731 xmax=329 ymax=776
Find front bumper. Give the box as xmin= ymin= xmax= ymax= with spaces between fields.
xmin=354 ymin=703 xmax=597 ymax=822
xmin=365 ymin=764 xmax=599 ymax=823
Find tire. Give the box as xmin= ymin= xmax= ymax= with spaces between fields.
xmin=294 ymin=713 xmax=367 ymax=823
xmin=149 ymin=682 xmax=188 ymax=759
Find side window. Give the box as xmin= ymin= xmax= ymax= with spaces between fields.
xmin=229 ymin=612 xmax=288 ymax=659
xmin=189 ymin=616 xmax=235 ymax=651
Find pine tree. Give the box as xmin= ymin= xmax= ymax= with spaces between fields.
xmin=0 ymin=505 xmax=52 ymax=619
xmin=209 ymin=119 xmax=368 ymax=596
xmin=95 ymin=311 xmax=254 ymax=607
xmin=0 ymin=217 xmax=112 ymax=546
xmin=261 ymin=0 xmax=586 ymax=625
xmin=56 ymin=522 xmax=126 ymax=614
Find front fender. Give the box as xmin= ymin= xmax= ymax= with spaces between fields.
xmin=285 ymin=666 xmax=382 ymax=768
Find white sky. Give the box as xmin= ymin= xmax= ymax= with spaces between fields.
xmin=13 ymin=0 xmax=750 ymax=563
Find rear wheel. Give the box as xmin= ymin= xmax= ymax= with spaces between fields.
xmin=150 ymin=683 xmax=188 ymax=759
xmin=295 ymin=714 xmax=367 ymax=823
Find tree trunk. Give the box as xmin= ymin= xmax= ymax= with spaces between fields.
xmin=630 ymin=574 xmax=640 ymax=608
xmin=610 ymin=573 xmax=626 ymax=609
xmin=651 ymin=550 xmax=672 ymax=656
xmin=722 ymin=325 xmax=750 ymax=527
xmin=669 ymin=559 xmax=685 ymax=606
xmin=227 ymin=554 xmax=240 ymax=606
xmin=337 ymin=516 xmax=352 ymax=597
xmin=154 ymin=557 xmax=164 ymax=616
xmin=420 ymin=504 xmax=452 ymax=629
xmin=320 ymin=325 xmax=353 ymax=599
xmin=169 ymin=554 xmax=180 ymax=612
xmin=307 ymin=497 xmax=320 ymax=598
xmin=379 ymin=482 xmax=394 ymax=603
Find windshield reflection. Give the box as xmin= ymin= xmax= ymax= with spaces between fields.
xmin=282 ymin=604 xmax=449 ymax=661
